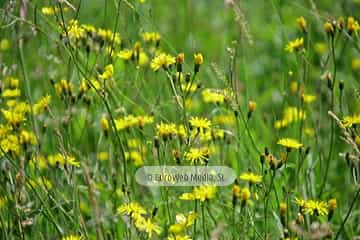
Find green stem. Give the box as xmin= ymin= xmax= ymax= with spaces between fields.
xmin=201 ymin=202 xmax=207 ymax=240
xmin=334 ymin=188 xmax=360 ymax=240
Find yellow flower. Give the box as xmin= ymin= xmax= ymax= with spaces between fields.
xmin=41 ymin=6 xmax=68 ymax=15
xmin=117 ymin=202 xmax=146 ymax=219
xmin=296 ymin=16 xmax=307 ymax=32
xmin=277 ymin=138 xmax=303 ymax=149
xmin=342 ymin=114 xmax=360 ymax=127
xmin=118 ymin=49 xmax=133 ymax=60
xmin=189 ymin=117 xmax=211 ymax=131
xmin=0 ymin=135 xmax=20 ymax=156
xmin=125 ymin=151 xmax=144 ymax=166
xmin=48 ymin=153 xmax=80 ymax=167
xmin=61 ymin=235 xmax=82 ymax=240
xmin=135 ymin=217 xmax=162 ymax=238
xmin=2 ymin=109 xmax=26 ymax=127
xmin=142 ymin=32 xmax=161 ymax=43
xmin=303 ymin=200 xmax=328 ymax=216
xmin=194 ymin=53 xmax=204 ymax=65
xmin=347 ymin=17 xmax=360 ymax=34
xmin=99 ymin=64 xmax=114 ymax=80
xmin=240 ymin=188 xmax=251 ymax=202
xmin=115 ymin=115 xmax=153 ymax=131
xmin=294 ymin=197 xmax=306 ymax=208
xmin=239 ymin=172 xmax=262 ymax=184
xmin=169 ymin=212 xmax=196 ymax=234
xmin=290 ymin=81 xmax=298 ymax=93
xmin=324 ymin=21 xmax=335 ymax=35
xmin=101 ymin=116 xmax=110 ymax=132
xmin=150 ymin=53 xmax=176 ymax=71
xmin=0 ymin=38 xmax=10 ymax=51
xmin=280 ymin=203 xmax=287 ymax=216
xmin=193 ymin=185 xmax=217 ymax=201
xmin=301 ymin=94 xmax=316 ymax=104
xmin=181 ymin=82 xmax=199 ymax=93
xmin=184 ymin=147 xmax=210 ymax=165
xmin=97 ymin=28 xmax=121 ymax=44
xmin=19 ymin=130 xmax=37 ymax=145
xmin=232 ymin=184 xmax=241 ymax=198
xmin=202 ymin=89 xmax=226 ymax=104
xmin=2 ymin=88 xmax=21 ymax=98
xmin=33 ymin=95 xmax=51 ymax=115
xmin=248 ymin=101 xmax=257 ymax=112
xmin=352 ymin=58 xmax=360 ymax=70
xmin=97 ymin=151 xmax=109 ymax=161
xmin=328 ymin=198 xmax=337 ymax=211
xmin=274 ymin=107 xmax=306 ymax=129
xmin=156 ymin=122 xmax=177 ymax=139
xmin=65 ymin=19 xmax=85 ymax=40
xmin=168 ymin=235 xmax=192 ymax=240
xmin=180 ymin=186 xmax=216 ymax=202
xmin=285 ymin=37 xmax=304 ymax=53
xmin=29 ymin=154 xmax=47 ymax=170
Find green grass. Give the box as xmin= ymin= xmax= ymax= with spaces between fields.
xmin=0 ymin=0 xmax=360 ymax=239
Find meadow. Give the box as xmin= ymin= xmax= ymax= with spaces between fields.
xmin=0 ymin=0 xmax=360 ymax=239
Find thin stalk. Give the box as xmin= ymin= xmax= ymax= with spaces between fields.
xmin=319 ymin=35 xmax=336 ymax=197
xmin=201 ymin=202 xmax=207 ymax=240
xmin=334 ymin=188 xmax=360 ymax=240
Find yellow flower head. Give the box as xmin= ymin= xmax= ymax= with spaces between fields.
xmin=328 ymin=198 xmax=337 ymax=211
xmin=99 ymin=64 xmax=114 ymax=80
xmin=301 ymin=94 xmax=316 ymax=104
xmin=342 ymin=114 xmax=360 ymax=127
xmin=135 ymin=217 xmax=162 ymax=238
xmin=194 ymin=53 xmax=204 ymax=65
xmin=296 ymin=16 xmax=307 ymax=32
xmin=303 ymin=199 xmax=328 ymax=216
xmin=324 ymin=21 xmax=335 ymax=34
xmin=240 ymin=188 xmax=251 ymax=202
xmin=117 ymin=202 xmax=146 ymax=217
xmin=277 ymin=138 xmax=303 ymax=149
xmin=156 ymin=122 xmax=177 ymax=140
xmin=150 ymin=53 xmax=176 ymax=71
xmin=352 ymin=58 xmax=360 ymax=70
xmin=189 ymin=117 xmax=211 ymax=132
xmin=347 ymin=17 xmax=360 ymax=34
xmin=285 ymin=37 xmax=304 ymax=53
xmin=101 ymin=116 xmax=110 ymax=132
xmin=180 ymin=186 xmax=216 ymax=202
xmin=33 ymin=95 xmax=51 ymax=115
xmin=184 ymin=147 xmax=210 ymax=165
xmin=61 ymin=235 xmax=82 ymax=240
xmin=239 ymin=172 xmax=262 ymax=184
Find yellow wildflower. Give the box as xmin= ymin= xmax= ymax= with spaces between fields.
xmin=277 ymin=138 xmax=303 ymax=150
xmin=342 ymin=114 xmax=360 ymax=127
xmin=33 ymin=95 xmax=51 ymax=115
xmin=239 ymin=172 xmax=262 ymax=184
xmin=184 ymin=147 xmax=210 ymax=165
xmin=99 ymin=64 xmax=114 ymax=80
xmin=189 ymin=116 xmax=211 ymax=132
xmin=352 ymin=58 xmax=360 ymax=70
xmin=61 ymin=235 xmax=82 ymax=240
xmin=285 ymin=37 xmax=304 ymax=52
xmin=301 ymin=94 xmax=316 ymax=104
xmin=2 ymin=89 xmax=20 ymax=98
xmin=150 ymin=53 xmax=176 ymax=71
xmin=296 ymin=16 xmax=307 ymax=32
